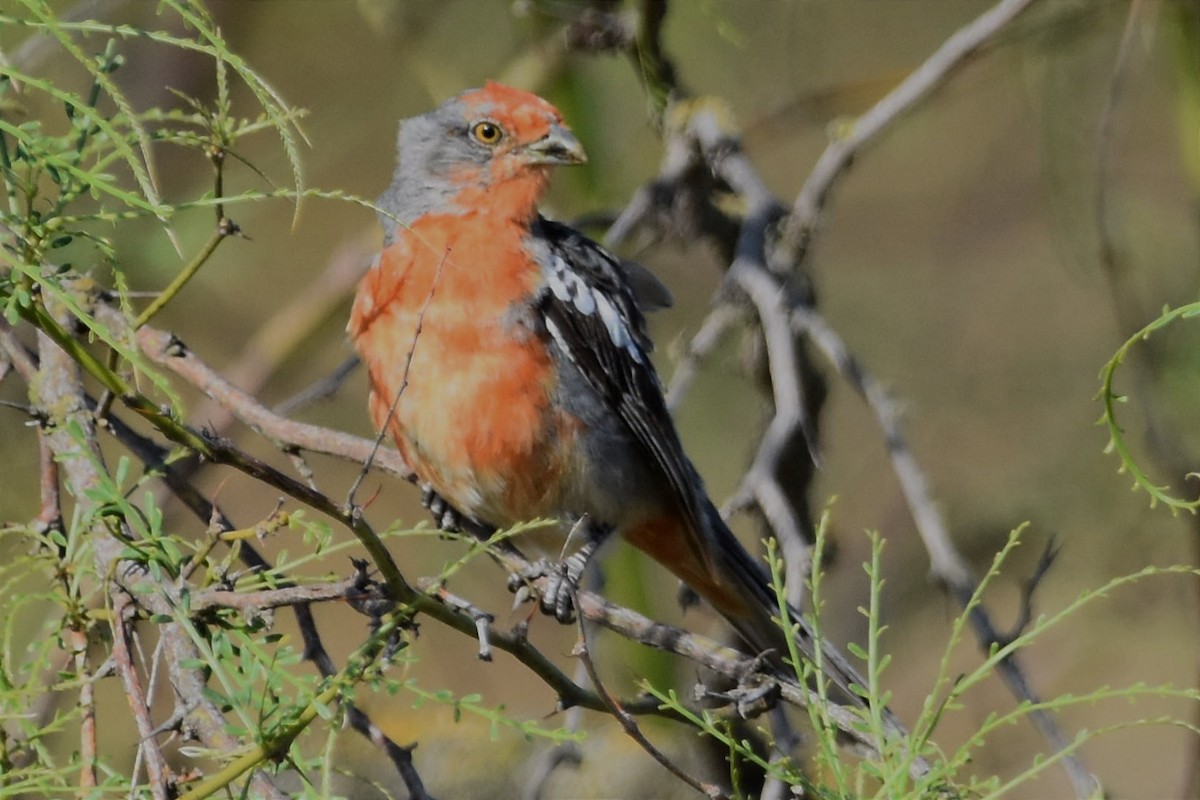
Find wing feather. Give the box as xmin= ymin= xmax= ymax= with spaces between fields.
xmin=533 ymin=217 xmax=715 ymax=576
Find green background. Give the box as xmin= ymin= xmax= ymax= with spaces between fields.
xmin=3 ymin=1 xmax=1199 ymax=796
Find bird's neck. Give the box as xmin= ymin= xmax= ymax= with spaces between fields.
xmin=379 ymin=166 xmax=551 ymax=236
xmin=455 ymin=167 xmax=550 ymax=223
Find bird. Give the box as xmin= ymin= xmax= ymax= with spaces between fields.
xmin=349 ymin=81 xmax=879 ymax=719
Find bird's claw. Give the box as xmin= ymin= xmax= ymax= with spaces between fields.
xmin=695 ymin=673 xmax=781 ymax=719
xmin=421 ymin=484 xmax=462 ymax=532
xmin=507 ymin=551 xmax=591 ymax=624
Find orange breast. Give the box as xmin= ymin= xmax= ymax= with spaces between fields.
xmin=350 ymin=213 xmax=572 ymax=525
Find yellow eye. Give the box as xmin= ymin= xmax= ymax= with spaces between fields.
xmin=470 ymin=121 xmax=503 ymax=145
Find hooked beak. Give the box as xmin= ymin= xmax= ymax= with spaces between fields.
xmin=523 ymin=123 xmax=587 ymax=166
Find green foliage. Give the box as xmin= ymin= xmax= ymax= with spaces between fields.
xmin=0 ymin=1 xmax=309 ymax=414
xmin=3 ymin=2 xmax=1199 ymax=798
xmin=0 ymin=5 xmax=574 ymax=798
xmin=647 ymin=518 xmax=1200 ymax=798
xmin=1098 ymin=301 xmax=1200 ymax=513
xmin=0 ymin=454 xmax=574 ymax=797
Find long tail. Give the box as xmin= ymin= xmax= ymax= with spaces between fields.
xmin=627 ymin=501 xmax=903 ymax=735
xmin=702 ymin=501 xmax=871 ymax=704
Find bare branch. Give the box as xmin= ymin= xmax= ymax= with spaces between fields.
xmin=29 ymin=301 xmax=287 ymax=799
xmin=111 ymin=592 xmax=172 ymax=800
xmin=787 ymin=304 xmax=974 ymax=590
xmin=664 ymin=302 xmax=740 ymax=412
xmin=591 ymin=14 xmax=1102 ymax=786
xmin=188 ymin=577 xmax=358 ymax=615
xmin=573 ymin=586 xmax=727 ymax=800
xmin=131 ymin=322 xmax=412 ymax=481
xmin=65 ymin=625 xmax=98 ymax=792
xmin=785 ymin=0 xmax=1038 ymax=258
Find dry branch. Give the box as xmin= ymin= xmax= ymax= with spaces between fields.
xmin=19 ymin=312 xmax=287 ymax=798
xmin=591 ymin=0 xmax=1099 ymax=793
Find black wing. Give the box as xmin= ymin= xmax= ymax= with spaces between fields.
xmin=532 ymin=217 xmax=715 ymax=576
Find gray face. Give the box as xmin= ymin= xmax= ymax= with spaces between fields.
xmin=374 ymin=85 xmax=585 ymax=237
xmin=377 ymin=100 xmax=487 ymax=231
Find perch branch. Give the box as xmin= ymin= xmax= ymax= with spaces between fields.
xmin=593 ymin=4 xmax=1098 ymax=786
xmin=27 ymin=309 xmax=286 ymax=799
xmin=111 ymin=591 xmax=171 ymax=800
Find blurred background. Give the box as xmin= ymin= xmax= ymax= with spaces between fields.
xmin=3 ymin=1 xmax=1200 ymax=797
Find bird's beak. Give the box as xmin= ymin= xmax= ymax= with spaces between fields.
xmin=523 ymin=123 xmax=587 ymax=166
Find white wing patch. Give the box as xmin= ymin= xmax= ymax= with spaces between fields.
xmin=544 ymin=316 xmax=569 ymax=357
xmin=545 ymin=254 xmax=644 ymax=363
xmin=548 ymin=254 xmax=595 ymax=315
xmin=594 ymin=292 xmax=642 ymax=363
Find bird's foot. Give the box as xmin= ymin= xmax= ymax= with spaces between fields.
xmin=507 ymin=540 xmax=598 ymax=624
xmin=421 ymin=483 xmax=462 ymax=533
xmin=347 ymin=558 xmax=409 ymax=659
xmin=696 ymin=673 xmax=781 ymax=719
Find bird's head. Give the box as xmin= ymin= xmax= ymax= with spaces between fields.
xmin=384 ymin=82 xmax=586 ymax=226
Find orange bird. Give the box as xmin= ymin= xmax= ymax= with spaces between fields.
xmin=350 ymin=82 xmax=873 ymax=711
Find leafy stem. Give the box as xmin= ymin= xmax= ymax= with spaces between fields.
xmin=175 ymin=608 xmax=414 ymax=800
xmin=1097 ymin=301 xmax=1200 ymax=513
xmin=133 ymin=219 xmax=236 ymax=330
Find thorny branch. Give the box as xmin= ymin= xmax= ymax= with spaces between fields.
xmin=589 ymin=0 xmax=1100 ymax=796
xmin=7 ymin=286 xmax=888 ymax=798
xmin=0 ymin=0 xmax=1133 ymax=797
xmin=14 ymin=309 xmax=287 ymax=798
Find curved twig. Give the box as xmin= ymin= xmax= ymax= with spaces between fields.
xmin=785 ymin=0 xmax=1038 ymax=259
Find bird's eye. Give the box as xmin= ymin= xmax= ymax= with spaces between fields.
xmin=470 ymin=121 xmax=503 ymax=145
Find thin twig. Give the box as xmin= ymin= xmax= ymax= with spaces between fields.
xmin=67 ymin=624 xmax=98 ymax=791
xmin=111 ymin=591 xmax=172 ymax=800
xmin=784 ymin=0 xmax=1038 ymax=259
xmin=133 ymin=218 xmax=236 ymax=330
xmin=630 ymin=0 xmax=680 ymax=115
xmin=788 ymin=304 xmax=973 ymax=591
xmin=664 ymin=302 xmax=740 ymax=412
xmin=521 ymin=662 xmax=586 ymax=800
xmin=0 ymin=323 xmax=36 ymax=380
xmin=130 ymin=322 xmax=411 ymax=481
xmin=35 ymin=429 xmax=62 ymax=535
xmin=572 ymin=587 xmax=727 ymax=800
xmin=345 ymin=705 xmax=436 ymax=800
xmin=275 ymin=353 xmax=362 ymax=415
xmin=347 ymin=248 xmax=448 ymax=508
